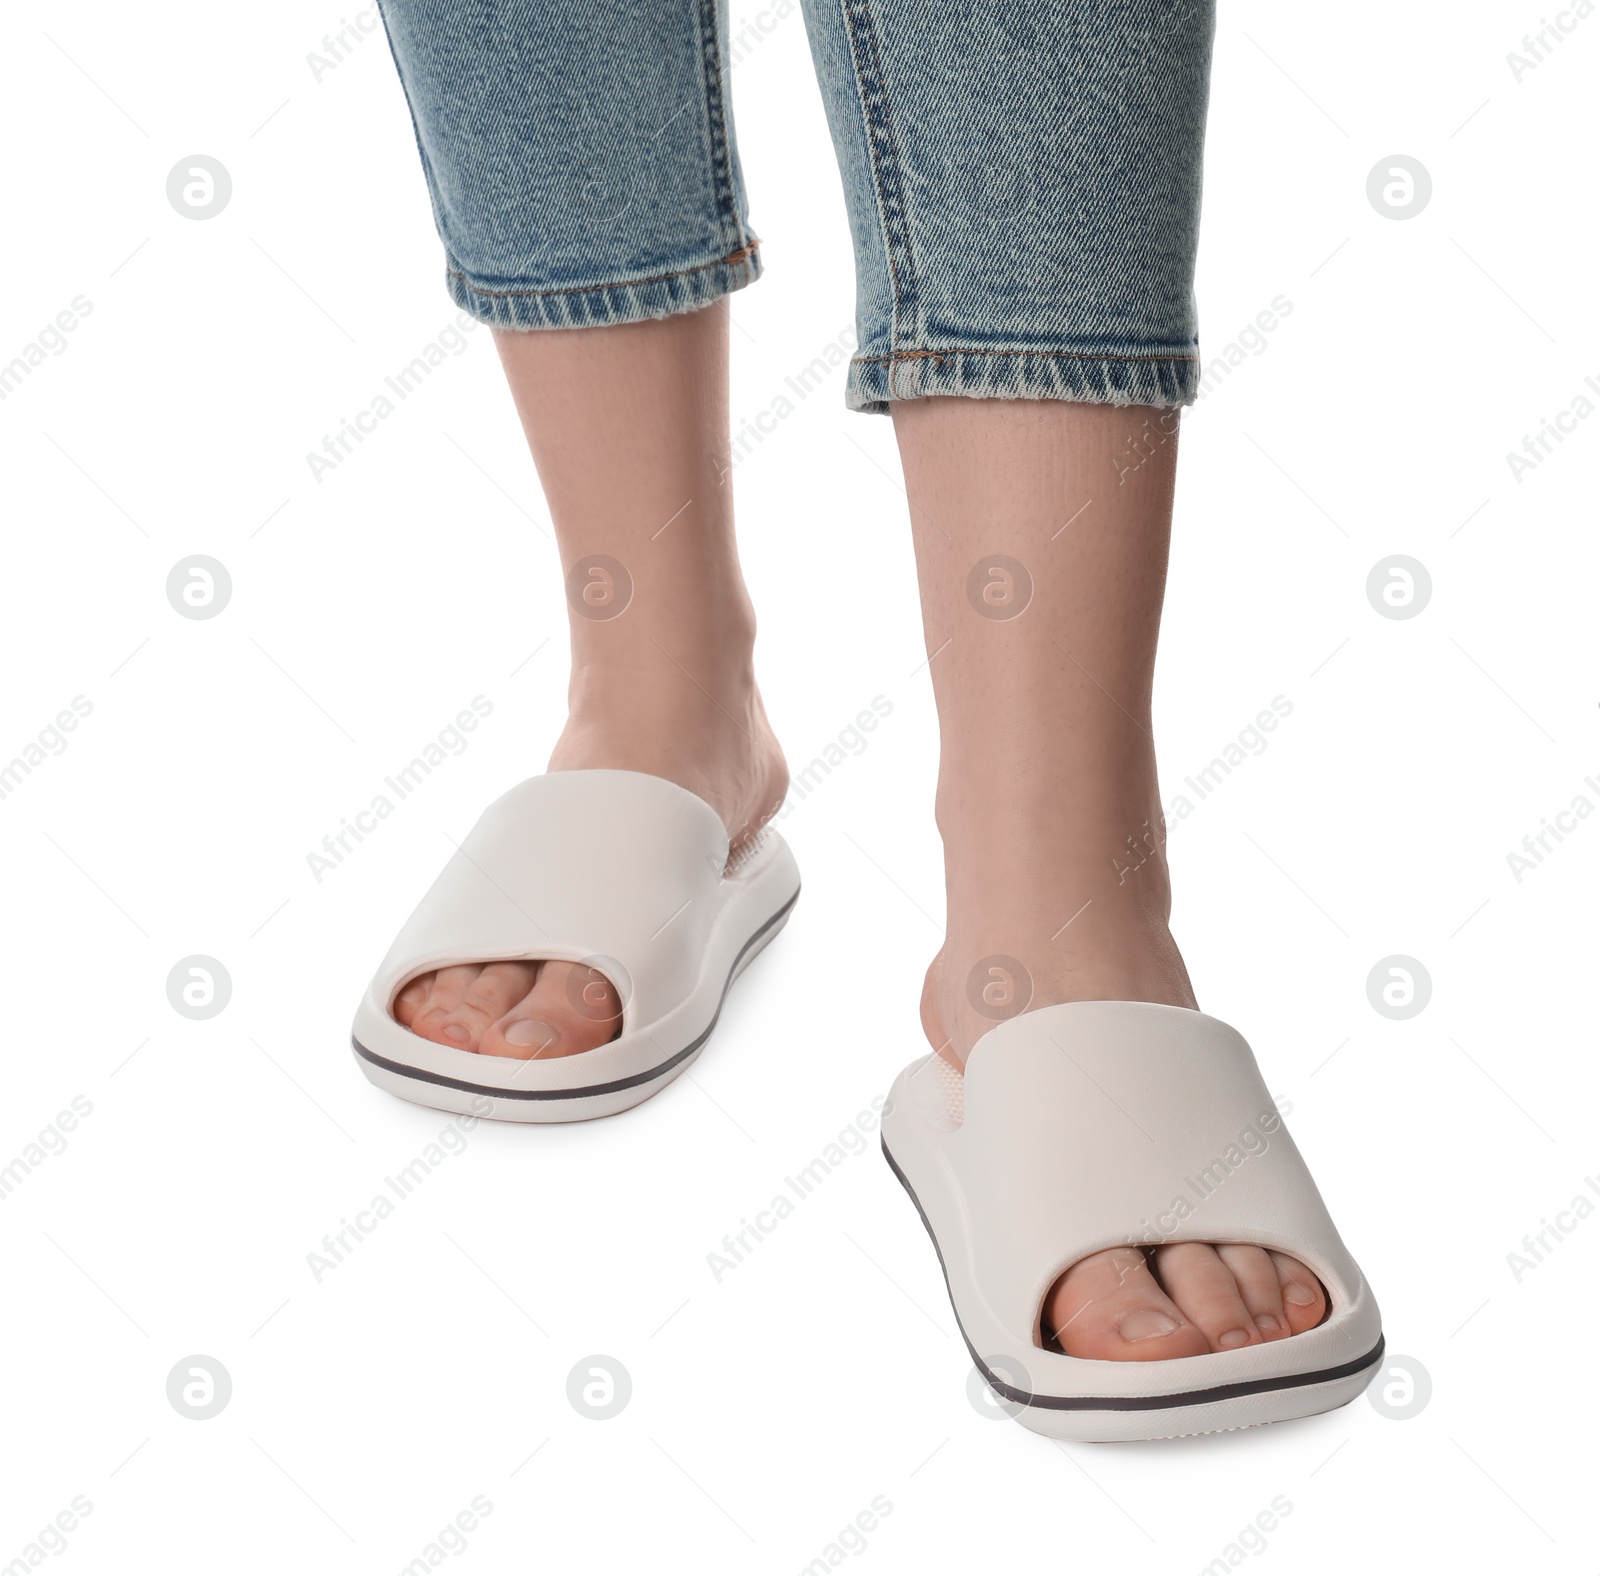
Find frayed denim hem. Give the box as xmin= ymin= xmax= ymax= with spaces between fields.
xmin=845 ymin=345 xmax=1200 ymax=415
xmin=446 ymin=241 xmax=761 ymax=330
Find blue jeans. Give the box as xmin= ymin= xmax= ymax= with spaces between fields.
xmin=378 ymin=0 xmax=1214 ymax=413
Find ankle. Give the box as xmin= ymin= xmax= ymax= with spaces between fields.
xmin=926 ymin=921 xmax=1197 ymax=1066
xmin=550 ymin=650 xmax=787 ymax=852
xmin=928 ymin=839 xmax=1195 ymax=1062
xmin=569 ymin=602 xmax=757 ymax=688
xmin=555 ymin=671 xmax=766 ymax=758
xmin=940 ymin=806 xmax=1174 ymax=919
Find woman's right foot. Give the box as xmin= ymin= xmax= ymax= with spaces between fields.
xmin=889 ymin=395 xmax=1332 ymax=1366
xmin=921 ymin=806 xmax=1329 ymax=1363
xmin=394 ymin=668 xmax=787 ymax=1059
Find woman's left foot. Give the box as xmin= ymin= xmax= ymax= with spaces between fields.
xmin=393 ymin=652 xmax=788 ymax=1059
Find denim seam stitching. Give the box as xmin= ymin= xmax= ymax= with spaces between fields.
xmin=851 ymin=348 xmax=1199 ymax=365
xmin=694 ymin=0 xmax=747 ymax=256
xmin=837 ymin=0 xmax=920 ymax=389
xmin=448 ymin=241 xmax=760 ymax=300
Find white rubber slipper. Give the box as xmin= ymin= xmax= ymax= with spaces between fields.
xmin=351 ymin=769 xmax=799 ymax=1122
xmin=881 ymin=1000 xmax=1384 ymax=1442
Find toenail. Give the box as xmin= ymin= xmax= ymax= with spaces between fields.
xmin=504 ymin=1019 xmax=557 ymax=1050
xmin=1217 ymin=1327 xmax=1252 ymax=1349
xmin=442 ymin=1023 xmax=469 ymax=1043
xmin=1283 ymin=1282 xmax=1317 ymax=1306
xmin=1256 ymin=1314 xmax=1284 ymax=1335
xmin=1117 ymin=1310 xmax=1179 ymax=1343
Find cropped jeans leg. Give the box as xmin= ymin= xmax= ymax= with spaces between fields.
xmin=798 ymin=0 xmax=1216 ymax=412
xmin=377 ymin=0 xmax=1215 ymax=409
xmin=377 ymin=0 xmax=761 ymax=329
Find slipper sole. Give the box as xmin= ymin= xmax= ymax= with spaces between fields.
xmin=882 ymin=1135 xmax=1385 ymax=1442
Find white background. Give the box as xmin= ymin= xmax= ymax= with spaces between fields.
xmin=2 ymin=0 xmax=1596 ymax=1570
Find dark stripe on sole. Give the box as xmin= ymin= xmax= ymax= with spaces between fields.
xmin=881 ymin=1135 xmax=1384 ymax=1414
xmin=351 ymin=889 xmax=798 ymax=1102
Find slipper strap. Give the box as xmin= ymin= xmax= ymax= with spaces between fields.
xmin=954 ymin=1002 xmax=1363 ymax=1343
xmin=369 ymin=770 xmax=729 ymax=1028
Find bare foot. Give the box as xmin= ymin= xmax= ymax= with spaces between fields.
xmin=392 ymin=300 xmax=792 ymax=1061
xmin=394 ymin=674 xmax=786 ymax=1059
xmin=921 ymin=821 xmax=1325 ymax=1361
xmin=894 ymin=394 xmax=1328 ymax=1363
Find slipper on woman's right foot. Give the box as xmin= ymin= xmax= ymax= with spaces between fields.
xmin=881 ymin=1000 xmax=1384 ymax=1442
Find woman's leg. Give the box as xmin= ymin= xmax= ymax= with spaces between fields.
xmin=894 ymin=398 xmax=1326 ymax=1359
xmin=393 ymin=302 xmax=787 ymax=1058
xmin=376 ymin=0 xmax=783 ymax=1057
xmin=797 ymin=0 xmax=1328 ymax=1357
xmin=378 ymin=0 xmax=1330 ymax=1360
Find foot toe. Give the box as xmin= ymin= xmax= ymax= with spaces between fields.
xmin=410 ymin=961 xmax=538 ymax=1053
xmin=1215 ymin=1243 xmax=1291 ymax=1341
xmin=393 ymin=971 xmax=434 ymax=1029
xmin=1044 ymin=1247 xmax=1210 ymax=1363
xmin=1269 ymin=1249 xmax=1328 ymax=1334
xmin=479 ymin=960 xmax=622 ymax=1060
xmin=1152 ymin=1242 xmax=1266 ymax=1354
xmin=404 ymin=964 xmax=483 ymax=1045
xmin=1045 ymin=1243 xmax=1330 ymax=1362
